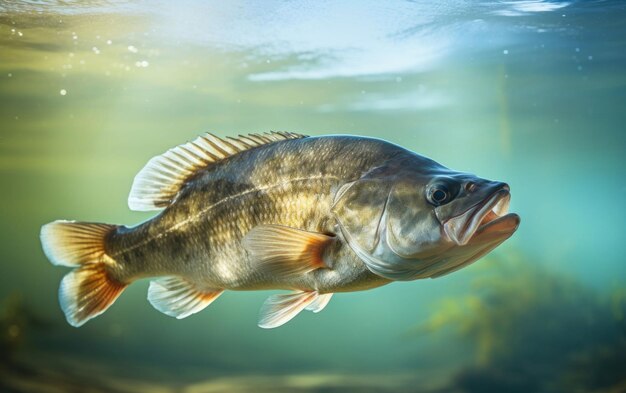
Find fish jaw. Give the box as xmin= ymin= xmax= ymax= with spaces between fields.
xmin=442 ymin=185 xmax=519 ymax=246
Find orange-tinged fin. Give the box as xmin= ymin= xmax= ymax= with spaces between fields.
xmin=148 ymin=276 xmax=223 ymax=319
xmin=128 ymin=131 xmax=307 ymax=211
xmin=305 ymin=293 xmax=333 ymax=313
xmin=40 ymin=220 xmax=116 ymax=267
xmin=258 ymin=291 xmax=319 ymax=329
xmin=243 ymin=225 xmax=334 ymax=277
xmin=40 ymin=220 xmax=126 ymax=327
xmin=60 ymin=264 xmax=126 ymax=327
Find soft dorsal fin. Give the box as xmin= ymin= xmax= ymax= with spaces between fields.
xmin=128 ymin=131 xmax=307 ymax=211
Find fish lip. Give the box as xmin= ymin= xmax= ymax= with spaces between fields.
xmin=443 ymin=187 xmax=515 ymax=246
xmin=474 ymin=211 xmax=520 ymax=237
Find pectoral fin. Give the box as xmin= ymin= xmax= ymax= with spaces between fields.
xmin=243 ymin=225 xmax=334 ymax=277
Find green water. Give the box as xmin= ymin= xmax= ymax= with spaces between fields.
xmin=1 ymin=1 xmax=625 ymax=392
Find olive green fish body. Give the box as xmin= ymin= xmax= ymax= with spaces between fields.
xmin=108 ymin=136 xmax=396 ymax=293
xmin=40 ymin=132 xmax=519 ymax=328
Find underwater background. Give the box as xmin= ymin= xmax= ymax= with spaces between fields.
xmin=1 ymin=0 xmax=625 ymax=392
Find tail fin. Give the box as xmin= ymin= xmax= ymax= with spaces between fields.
xmin=40 ymin=220 xmax=127 ymax=327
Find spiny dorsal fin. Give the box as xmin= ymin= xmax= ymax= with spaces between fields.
xmin=128 ymin=131 xmax=307 ymax=211
xmin=147 ymin=276 xmax=223 ymax=319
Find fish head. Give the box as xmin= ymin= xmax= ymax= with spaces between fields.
xmin=332 ymin=155 xmax=520 ymax=281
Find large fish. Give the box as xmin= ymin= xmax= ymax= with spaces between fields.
xmin=40 ymin=132 xmax=519 ymax=328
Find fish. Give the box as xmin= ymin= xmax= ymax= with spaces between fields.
xmin=39 ymin=132 xmax=520 ymax=329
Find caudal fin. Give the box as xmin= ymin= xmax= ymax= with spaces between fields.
xmin=40 ymin=220 xmax=127 ymax=327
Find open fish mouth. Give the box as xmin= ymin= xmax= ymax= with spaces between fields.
xmin=443 ymin=186 xmax=520 ymax=246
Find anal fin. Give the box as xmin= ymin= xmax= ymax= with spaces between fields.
xmin=148 ymin=277 xmax=223 ymax=319
xmin=243 ymin=225 xmax=334 ymax=277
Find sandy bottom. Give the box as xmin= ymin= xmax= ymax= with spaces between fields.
xmin=0 ymin=350 xmax=450 ymax=393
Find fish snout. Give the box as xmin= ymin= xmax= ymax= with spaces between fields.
xmin=463 ymin=179 xmax=509 ymax=196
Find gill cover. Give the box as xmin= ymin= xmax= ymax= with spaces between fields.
xmin=332 ymin=175 xmax=438 ymax=281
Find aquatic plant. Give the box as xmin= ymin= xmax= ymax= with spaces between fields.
xmin=414 ymin=252 xmax=626 ymax=393
xmin=0 ymin=293 xmax=29 ymax=363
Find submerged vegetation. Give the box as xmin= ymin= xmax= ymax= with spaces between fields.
xmin=3 ymin=255 xmax=624 ymax=393
xmin=0 ymin=293 xmax=50 ymax=364
xmin=2 ymin=250 xmax=624 ymax=393
xmin=415 ymin=253 xmax=626 ymax=393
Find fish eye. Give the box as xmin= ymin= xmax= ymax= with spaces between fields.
xmin=427 ymin=184 xmax=451 ymax=206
